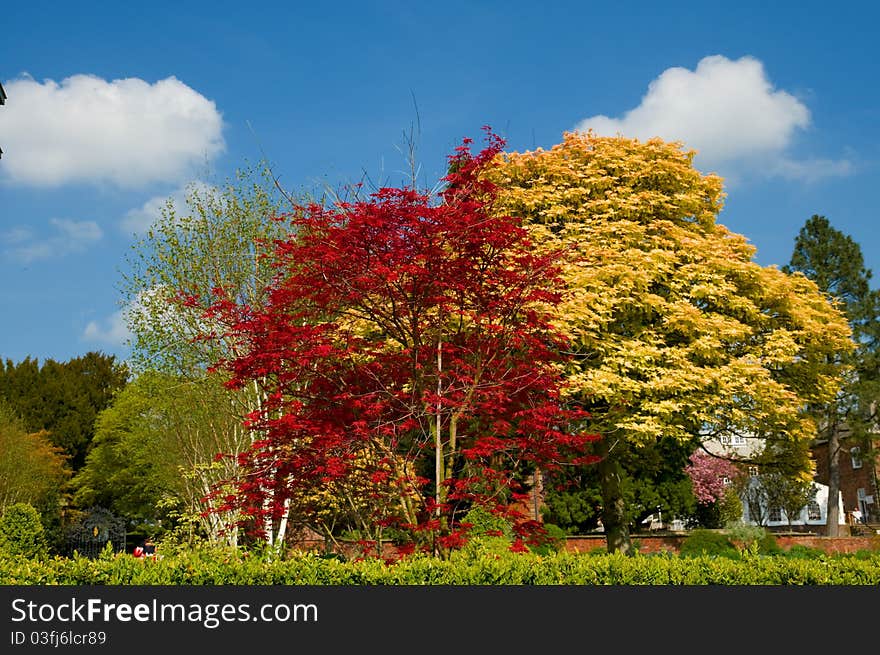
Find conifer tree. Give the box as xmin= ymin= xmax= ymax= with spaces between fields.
xmin=784 ymin=214 xmax=880 ymax=532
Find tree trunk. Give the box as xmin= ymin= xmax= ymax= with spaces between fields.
xmin=825 ymin=420 xmax=841 ymax=537
xmin=597 ymin=438 xmax=632 ymax=555
xmin=434 ymin=338 xmax=444 ymax=557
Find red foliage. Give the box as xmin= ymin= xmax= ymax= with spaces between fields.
xmin=200 ymin=128 xmax=600 ymax=551
xmin=393 ymin=542 xmax=417 ymax=558
xmin=437 ymin=529 xmax=469 ymax=551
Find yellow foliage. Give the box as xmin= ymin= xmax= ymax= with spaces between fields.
xmin=290 ymin=444 xmax=420 ymax=539
xmin=0 ymin=424 xmax=70 ymax=510
xmin=486 ymin=131 xmax=853 ymax=463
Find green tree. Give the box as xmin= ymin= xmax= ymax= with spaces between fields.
xmin=542 ymin=437 xmax=696 ymax=534
xmin=736 ymin=467 xmax=815 ymax=531
xmin=784 ymin=214 xmax=880 ymax=533
xmin=72 ymin=371 xmax=250 ymax=546
xmin=0 ymin=401 xmax=70 ymax=511
xmin=70 ymin=376 xmax=171 ymax=533
xmin=737 ymin=473 xmax=770 ymax=527
xmin=764 ymin=473 xmax=816 ymax=530
xmin=489 ymin=132 xmax=853 ymax=554
xmin=0 ymin=400 xmax=71 ymax=552
xmin=0 ymin=357 xmax=39 ymax=423
xmin=541 ymin=470 xmax=603 ymax=534
xmin=0 ymin=352 xmax=128 ymax=470
xmin=120 ymin=166 xmax=296 ymax=549
xmin=122 ymin=166 xmax=293 ymax=376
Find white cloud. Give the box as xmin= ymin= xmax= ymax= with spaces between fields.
xmin=0 ymin=74 xmax=225 ymax=188
xmin=2 ymin=218 xmax=103 ymax=262
xmin=52 ymin=217 xmax=103 ymax=243
xmin=83 ymin=309 xmax=130 ymax=347
xmin=120 ymin=181 xmax=217 ymax=235
xmin=121 ymin=188 xmax=186 ymax=235
xmin=83 ymin=281 xmax=227 ymax=353
xmin=0 ymin=226 xmax=33 ymax=244
xmin=574 ymin=55 xmax=850 ymax=181
xmin=127 ymin=285 xmax=203 ymax=336
xmin=770 ymin=157 xmax=853 ymax=183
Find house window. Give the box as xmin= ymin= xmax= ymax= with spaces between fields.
xmin=720 ymin=434 xmax=746 ymax=446
xmin=768 ymin=506 xmax=783 ymax=522
xmin=722 ymin=476 xmax=732 ymax=486
xmin=748 ymin=466 xmax=759 ymax=477
xmin=850 ymin=447 xmax=862 ymax=470
xmin=807 ymin=501 xmax=821 ymax=521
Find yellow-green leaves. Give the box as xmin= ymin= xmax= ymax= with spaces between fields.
xmin=488 ymin=131 xmax=853 ymax=458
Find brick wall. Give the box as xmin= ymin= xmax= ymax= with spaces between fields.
xmin=813 ymin=439 xmax=880 ymax=523
xmin=289 ymin=531 xmax=880 ymax=558
xmin=562 ymin=533 xmax=880 ymax=555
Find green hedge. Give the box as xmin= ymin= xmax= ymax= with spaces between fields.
xmin=2 ymin=547 xmax=880 ymax=585
xmin=0 ymin=503 xmax=48 ymax=559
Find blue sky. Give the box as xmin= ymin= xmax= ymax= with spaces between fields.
xmin=2 ymin=1 xmax=878 ymax=366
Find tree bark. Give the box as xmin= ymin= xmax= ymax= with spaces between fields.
xmin=825 ymin=418 xmax=841 ymax=537
xmin=597 ymin=438 xmax=632 ymax=555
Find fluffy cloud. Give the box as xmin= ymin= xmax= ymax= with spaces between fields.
xmin=83 ymin=309 xmax=130 ymax=347
xmin=0 ymin=74 xmax=225 ymax=188
xmin=2 ymin=218 xmax=103 ymax=262
xmin=120 ymin=181 xmax=216 ymax=235
xmin=84 ymin=284 xmax=204 ymax=349
xmin=769 ymin=156 xmax=853 ymax=183
xmin=574 ymin=55 xmax=849 ymax=180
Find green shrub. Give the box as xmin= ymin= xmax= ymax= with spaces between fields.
xmin=757 ymin=531 xmax=782 ymax=555
xmin=461 ymin=506 xmax=514 ymax=539
xmin=0 ymin=503 xmax=48 ymax=559
xmin=529 ymin=523 xmax=567 ymax=556
xmin=1 ymin=545 xmax=880 ymax=585
xmin=783 ymin=544 xmax=826 ymax=560
xmin=456 ymin=506 xmax=518 ymax=557
xmin=724 ymin=523 xmax=781 ymax=555
xmin=678 ymin=529 xmax=740 ymax=559
xmin=724 ymin=521 xmax=765 ymax=546
xmin=316 ymin=552 xmax=347 ymax=563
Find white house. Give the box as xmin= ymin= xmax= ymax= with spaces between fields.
xmin=704 ymin=433 xmax=846 ymax=530
xmin=739 ymin=477 xmax=845 ymax=530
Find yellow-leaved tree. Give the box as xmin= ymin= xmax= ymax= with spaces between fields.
xmin=0 ymin=401 xmax=70 ymax=515
xmin=487 ymin=132 xmax=854 ymax=553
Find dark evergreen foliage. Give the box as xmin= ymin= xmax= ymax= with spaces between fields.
xmin=0 ymin=352 xmax=128 ymax=471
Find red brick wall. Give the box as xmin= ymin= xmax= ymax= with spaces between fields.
xmin=289 ymin=532 xmax=880 ymax=558
xmin=812 ymin=440 xmax=880 ymax=523
xmin=562 ymin=533 xmax=880 ymax=555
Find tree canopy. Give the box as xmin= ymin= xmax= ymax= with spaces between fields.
xmin=119 ymin=166 xmax=298 ymax=549
xmin=784 ymin=213 xmax=880 ymax=531
xmin=200 ymin=133 xmax=599 ymax=555
xmin=71 ymin=371 xmax=249 ymax=545
xmin=487 ymin=131 xmax=853 ymax=552
xmin=0 ymin=401 xmax=70 ymax=512
xmin=0 ymin=352 xmax=128 ymax=470
xmin=122 ymin=167 xmax=292 ymax=376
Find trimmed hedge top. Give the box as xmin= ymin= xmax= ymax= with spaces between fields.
xmin=2 ymin=547 xmax=880 ymax=585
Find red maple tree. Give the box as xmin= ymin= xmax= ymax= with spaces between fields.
xmin=199 ymin=130 xmax=599 ymax=555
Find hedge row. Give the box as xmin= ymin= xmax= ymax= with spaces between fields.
xmin=3 ymin=547 xmax=880 ymax=585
